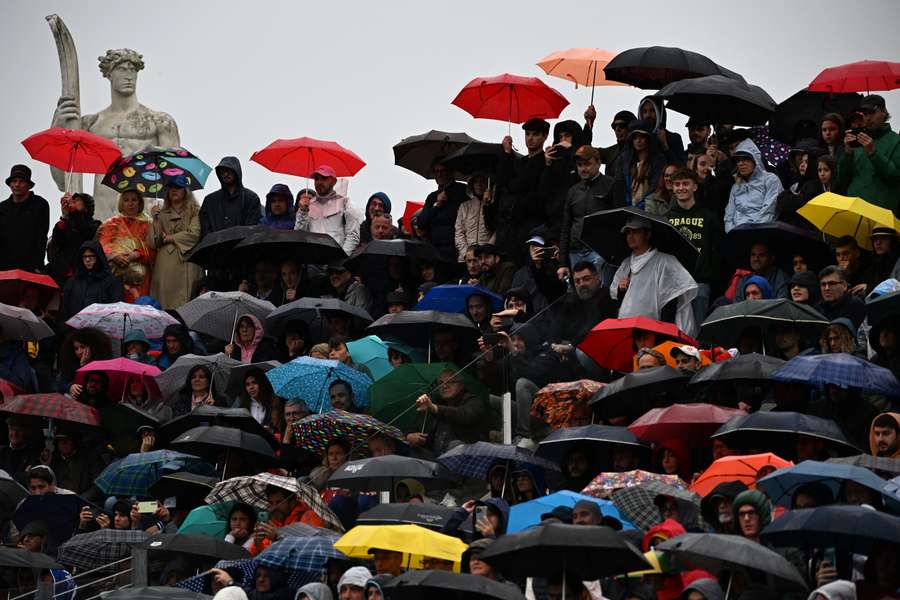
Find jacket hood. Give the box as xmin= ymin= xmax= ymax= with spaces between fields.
xmin=338 ymin=566 xmax=372 ymax=590
xmin=295 ymin=582 xmax=333 ymax=600
xmin=482 ymin=497 xmax=510 ymax=534
xmin=162 ymin=324 xmax=193 ymax=353
xmin=732 ymin=139 xmax=765 ymax=179
xmin=215 ymin=156 xmax=243 ymax=188
xmin=366 ymin=192 xmax=392 ymax=217
xmin=743 ymin=275 xmax=773 ymax=299
xmin=732 ymin=490 xmax=772 ymax=527
xmin=643 ymin=518 xmax=686 ymax=551
xmin=76 ymin=240 xmax=112 ymax=277
xmin=682 ymin=578 xmax=725 ymax=600
xmin=700 ymin=480 xmax=748 ymax=526
xmin=235 ymin=313 xmax=265 ymax=353
xmin=508 ymin=462 xmax=548 ymax=501
xmin=869 ymin=412 xmax=900 ymax=458
xmin=806 ymin=580 xmax=855 ymax=600
xmin=363 ymin=575 xmax=392 ymax=600
xmin=264 ymin=184 xmax=296 ymax=220
xmin=553 ymin=120 xmax=585 ymax=149
xmin=656 ymin=438 xmax=692 ymax=482
xmin=639 ymin=96 xmax=667 ymax=131
xmin=214 ymin=587 xmax=249 ymax=600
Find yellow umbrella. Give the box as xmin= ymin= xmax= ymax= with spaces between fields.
xmin=334 ymin=524 xmax=467 ymax=570
xmin=797 ymin=192 xmax=899 ymax=251
xmin=622 ymin=550 xmax=667 ymax=578
xmin=537 ymin=48 xmax=627 ymax=104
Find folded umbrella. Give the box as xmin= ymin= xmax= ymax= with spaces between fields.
xmin=690 ymin=453 xmax=793 ymax=497
xmin=367 ymin=310 xmax=480 ymax=359
xmin=535 ymin=424 xmax=651 ymax=466
xmin=0 ymin=469 xmax=27 ymax=516
xmin=589 ymin=366 xmax=691 ymax=421
xmin=654 ymin=75 xmax=777 ymax=126
xmin=170 ymin=425 xmax=276 ymax=466
xmin=604 ymin=46 xmax=745 ymax=89
xmin=797 ymin=192 xmax=899 ymax=251
xmin=160 ymin=406 xmax=278 ymax=451
xmin=437 ymin=442 xmax=560 ymax=480
xmin=327 ymin=454 xmax=453 ymax=493
xmin=66 ymin=301 xmax=179 ymax=340
xmin=22 ymin=127 xmax=121 ymax=174
xmin=57 ymin=528 xmax=148 ymax=571
xmin=177 ymin=291 xmax=275 ymax=342
xmin=256 ymin=535 xmax=346 ymax=573
xmin=578 ymin=316 xmax=698 ymax=373
xmin=628 ymin=404 xmax=747 ymax=447
xmin=506 ymin=490 xmax=634 ymax=533
xmin=711 ymin=411 xmax=860 ymax=457
xmin=385 ymin=569 xmax=526 ymax=600
xmin=699 ymin=299 xmax=829 ymax=348
xmin=102 ymin=146 xmax=210 ymax=197
xmin=265 ymin=297 xmax=372 ymax=337
xmin=772 ymin=352 xmax=900 ymax=396
xmin=231 ymin=228 xmax=347 ymax=267
xmin=452 ymin=73 xmax=570 ymax=125
xmin=334 ymin=524 xmax=467 ymax=569
xmin=415 ymin=284 xmax=504 ymax=314
xmin=769 ymin=89 xmax=863 ymax=144
xmin=393 ymin=130 xmax=479 ymax=180
xmin=725 ymin=222 xmax=833 ymax=274
xmin=267 ymin=356 xmax=373 ymax=412
xmin=807 ymin=59 xmax=900 ymax=93
xmin=608 ymin=479 xmax=699 ymax=531
xmin=75 ymin=357 xmax=161 ymax=402
xmin=0 ymin=302 xmax=55 ymax=341
xmin=184 ymin=224 xmax=268 ymax=269
xmin=95 ymin=449 xmax=215 ymax=497
xmin=1 ymin=393 xmax=99 ymax=426
xmin=762 ymin=505 xmax=900 ymax=556
xmin=346 ymin=335 xmax=392 ymax=381
xmin=688 ymin=353 xmax=785 ymax=388
xmin=756 ymin=459 xmax=900 ymax=510
xmin=251 ymin=136 xmax=365 ymax=178
xmin=530 ymin=380 xmax=606 ymax=431
xmin=154 ymin=353 xmax=242 ymax=401
xmin=135 ymin=532 xmax=249 ymax=561
xmin=0 ymin=269 xmax=60 ymax=310
xmin=0 ymin=546 xmax=62 ymax=569
xmin=357 ymin=503 xmax=457 ymax=530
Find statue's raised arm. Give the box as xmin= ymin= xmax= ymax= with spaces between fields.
xmin=47 ymin=14 xmax=83 ymax=193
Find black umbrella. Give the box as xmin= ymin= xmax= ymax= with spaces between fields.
xmin=535 ymin=425 xmax=651 ymax=466
xmin=223 ymin=360 xmax=282 ymax=399
xmin=357 ymin=503 xmax=457 ymax=530
xmin=135 ymin=532 xmax=250 ymax=561
xmin=344 ymin=239 xmax=448 ymax=271
xmin=699 ymin=299 xmax=829 ymax=348
xmin=603 ymin=46 xmax=745 ymax=89
xmin=101 ymin=402 xmax=161 ymax=455
xmin=689 ymin=353 xmax=786 ymax=387
xmin=440 ymin=142 xmax=520 ymax=179
xmin=367 ymin=310 xmax=479 ymax=358
xmin=265 ymin=297 xmax=372 ymax=337
xmin=160 ymin=407 xmax=278 ymax=451
xmin=589 ymin=366 xmax=690 ymax=421
xmin=711 ymin=411 xmax=860 ymax=457
xmin=184 ymin=225 xmax=268 ymax=269
xmin=479 ymin=522 xmax=650 ymax=580
xmin=385 ymin=569 xmax=526 ymax=600
xmin=866 ymin=289 xmax=900 ymax=329
xmin=169 ymin=425 xmax=276 ymax=466
xmin=826 ymin=454 xmax=900 ymax=476
xmin=581 ymin=207 xmax=699 ymax=271
xmin=657 ymin=533 xmax=808 ymax=593
xmin=147 ymin=472 xmax=219 ymax=504
xmin=0 ymin=546 xmax=61 ymax=569
xmin=393 ymin=130 xmax=479 ymax=179
xmin=102 ymin=588 xmax=211 ymax=600
xmin=0 ymin=469 xmax=28 ymax=516
xmin=770 ymin=89 xmax=863 ymax=144
xmin=725 ymin=222 xmax=833 ymax=274
xmin=13 ymin=494 xmax=97 ymax=549
xmin=761 ymin=505 xmax=900 ymax=555
xmin=327 ymin=454 xmax=453 ymax=493
xmin=231 ymin=229 xmax=346 ymax=266
xmin=654 ymin=75 xmax=777 ymax=126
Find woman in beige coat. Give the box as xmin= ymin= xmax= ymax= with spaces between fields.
xmin=147 ymin=177 xmax=203 ymax=309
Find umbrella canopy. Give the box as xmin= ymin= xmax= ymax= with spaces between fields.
xmin=267 ymin=356 xmax=373 ymax=412
xmin=75 ymin=358 xmax=161 ymax=402
xmin=506 ymin=490 xmax=635 ymax=533
xmin=689 ymin=453 xmax=793 ymax=497
xmin=0 ymin=269 xmax=60 ymax=310
xmin=231 ymin=228 xmax=348 ymax=266
xmin=66 ymin=301 xmax=179 ymax=340
xmin=357 ymin=503 xmax=457 ymax=530
xmin=589 ymin=366 xmax=691 ymax=421
xmin=537 ymin=48 xmax=626 ymax=101
xmin=0 ymin=546 xmax=61 ymax=569
xmin=277 ymin=522 xmax=341 ymax=539
xmin=265 ymin=297 xmax=372 ymax=337
xmin=581 ymin=207 xmax=700 ymax=272
xmin=393 ymin=130 xmax=479 ymax=179
xmin=148 ymin=472 xmax=219 ymax=505
xmin=13 ymin=494 xmax=93 ymax=548
xmin=95 ymin=449 xmax=215 ymax=497
xmin=344 ymin=239 xmax=446 ymax=272
xmin=725 ymin=222 xmax=833 ymax=274
xmin=0 ymin=378 xmax=24 ymax=400
xmin=530 ymin=380 xmax=606 ymax=430
xmin=603 ymin=46 xmax=745 ymax=89
xmin=628 ymin=404 xmax=747 ymax=447
xmin=699 ymin=299 xmax=829 ymax=348
xmin=582 ymin=470 xmax=687 ymax=498
xmin=386 ymin=569 xmax=526 ymax=600
xmin=184 ymin=225 xmax=268 ymax=269
xmin=256 ymin=535 xmax=347 ymax=573
xmin=327 ymin=454 xmax=453 ymax=493
xmin=826 ymin=454 xmax=900 ymax=476
xmin=479 ymin=522 xmax=650 ymax=580
xmin=770 ymin=89 xmax=864 ymax=144
xmin=251 ymin=136 xmax=365 ymax=178
xmin=367 ymin=310 xmax=479 ymax=355
xmin=437 ymin=442 xmax=560 ymax=480
xmin=807 ymin=59 xmax=900 ymax=93
xmin=401 ymin=200 xmax=425 ymax=234
xmin=2 ymin=393 xmax=99 ymax=426
xmin=0 ymin=469 xmax=27 ymax=516
xmin=100 ymin=402 xmax=160 ymax=455
xmin=866 ymin=289 xmax=900 ymax=330
xmin=170 ymin=425 xmax=276 ymax=465
xmin=439 ymin=142 xmax=520 ymax=179
xmin=654 ymin=75 xmax=777 ymax=126
xmin=608 ymin=479 xmax=698 ymax=531
xmin=103 ymin=588 xmax=210 ymax=600
xmin=289 ymin=409 xmax=403 ymax=456
xmin=452 ymin=73 xmax=569 ymax=124
xmin=154 ymin=353 xmax=242 ymax=401
xmin=57 ymin=528 xmax=148 ymax=571
xmin=346 ymin=335 xmax=392 ymax=381
xmin=579 ymin=317 xmax=698 ymax=373
xmin=657 ymin=533 xmax=808 ymax=592
xmin=797 ymin=192 xmax=899 ymax=251
xmin=136 ymin=532 xmax=249 ymax=560
xmin=535 ymin=424 xmax=651 ymax=466
xmin=22 ymin=127 xmax=121 ymax=174
xmin=711 ymin=411 xmax=861 ymax=457
xmin=772 ymin=352 xmax=900 ymax=396
xmin=761 ymin=505 xmax=900 ymax=554
xmin=689 ymin=353 xmax=785 ymax=388
xmin=0 ymin=302 xmax=55 ymax=341
xmin=178 ymin=502 xmax=236 ymax=538
xmin=756 ymin=460 xmax=900 ymax=510
xmin=335 ymin=524 xmax=467 ymax=568
xmin=102 ymin=146 xmax=210 ymax=197
xmin=415 ymin=284 xmax=504 ymax=314
xmin=161 ymin=405 xmax=278 ymax=450
xmin=177 ymin=291 xmax=275 ymax=342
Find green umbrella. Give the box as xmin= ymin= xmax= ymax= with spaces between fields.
xmin=369 ymin=362 xmax=487 ymax=432
xmin=178 ymin=501 xmax=237 ymax=538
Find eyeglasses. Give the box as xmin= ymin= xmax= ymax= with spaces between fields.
xmin=737 ymin=509 xmax=758 ymax=519
xmin=820 ymin=280 xmax=846 ymax=288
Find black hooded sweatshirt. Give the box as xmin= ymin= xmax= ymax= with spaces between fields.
xmin=60 ymin=241 xmax=124 ymax=324
xmin=47 ymin=195 xmax=101 ymax=285
xmin=539 ymin=120 xmax=585 ymax=234
xmin=199 ymin=157 xmax=262 ymax=238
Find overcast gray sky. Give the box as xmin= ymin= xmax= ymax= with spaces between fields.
xmin=3 ymin=0 xmax=899 ymax=223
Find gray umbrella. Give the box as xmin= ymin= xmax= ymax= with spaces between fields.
xmin=154 ymin=353 xmax=242 ymax=401
xmin=0 ymin=303 xmax=54 ymax=341
xmin=176 ymin=291 xmax=275 ymax=342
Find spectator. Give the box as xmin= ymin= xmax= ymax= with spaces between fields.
xmin=540 ymin=119 xmax=585 ymax=236
xmin=511 ymin=230 xmax=563 ymax=316
xmin=122 ymin=329 xmax=153 ymax=364
xmin=294 ymin=166 xmax=360 ymax=254
xmin=819 ymin=112 xmax=846 ymax=159
xmin=789 ymin=270 xmax=821 ymax=305
xmin=359 ymin=192 xmax=392 ymax=244
xmin=259 ymin=184 xmax=295 ymax=230
xmin=819 ymin=318 xmax=857 ymax=354
xmin=48 ymin=427 xmax=103 ymax=495
xmin=309 ymin=438 xmax=351 ymax=490
xmin=869 ymin=412 xmax=900 ymax=458
xmin=47 ymin=192 xmax=100 ymax=285
xmin=174 ymin=365 xmax=218 ymax=415
xmin=323 ymin=262 xmax=373 ymax=316
xmin=477 ymin=244 xmax=516 ymax=295
xmin=248 ymin=484 xmax=326 ymax=555
xmin=275 ymin=320 xmax=309 ymax=363
xmin=700 ymin=481 xmax=747 ymax=535
xmin=225 ymin=315 xmax=276 ymax=363
xmin=686 ymin=116 xmax=712 ymax=148
xmin=833 ymin=235 xmax=870 ymax=294
xmin=636 ymin=347 xmax=666 ymax=369
xmin=235 ymin=368 xmax=279 ymax=428
xmin=670 ymin=345 xmax=703 ymax=372
xmin=455 ymin=173 xmax=495 ymax=262
xmin=369 ymin=213 xmax=395 ymax=241
xmin=223 ymin=503 xmax=257 ymax=551
xmin=735 ymin=241 xmax=791 ymax=300
xmin=816 ymin=266 xmax=866 ymax=328
xmin=644 ymin=163 xmax=680 ymax=215
xmin=732 ymin=490 xmax=771 ymax=544
xmin=328 ymin=380 xmax=356 ymax=411
xmin=200 ymin=156 xmax=261 ymax=238
xmin=0 ymin=416 xmax=43 ymax=484
xmin=239 ymin=259 xmax=281 ymax=305
xmin=370 ymin=548 xmax=403 ymax=576
xmin=96 ymin=190 xmax=154 ymax=302
xmin=614 ymin=120 xmax=666 ymax=209
xmin=336 ymin=567 xmax=371 ymax=600
xmin=601 ymin=110 xmax=638 ymax=178
xmin=122 ymin=375 xmax=173 ymax=423
xmin=862 ymin=227 xmax=899 ymax=293
xmin=778 ymin=154 xmax=836 ymax=230
xmin=742 ymin=275 xmax=773 ymax=300
xmin=680 ymin=578 xmax=725 ymax=600
xmin=638 ymin=96 xmax=686 ymax=163
xmin=0 ymin=165 xmax=49 ymax=272
xmin=724 ymin=139 xmax=783 ymax=233
xmin=410 ymin=369 xmax=488 ymax=457
xmin=59 ymin=241 xmax=124 ymax=324
xmin=417 ymin=162 xmax=468 ymax=264
xmin=0 ymin=332 xmax=37 ymax=392
xmin=155 ymin=324 xmax=193 ymax=370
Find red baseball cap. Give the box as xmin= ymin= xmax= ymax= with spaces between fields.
xmin=312 ymin=165 xmax=337 ymax=178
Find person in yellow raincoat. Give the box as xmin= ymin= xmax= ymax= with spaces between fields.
xmin=96 ymin=190 xmax=155 ymax=302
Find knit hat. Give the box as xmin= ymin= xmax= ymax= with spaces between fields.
xmin=732 ymin=490 xmax=772 ymax=527
xmin=337 ymin=566 xmax=372 ymax=591
xmin=522 ymin=118 xmax=550 ymax=135
xmin=5 ymin=164 xmax=34 ymax=188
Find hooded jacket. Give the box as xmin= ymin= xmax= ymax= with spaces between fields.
xmin=539 ymin=120 xmax=585 ymax=233
xmin=869 ymin=412 xmax=900 ymax=458
xmin=559 ymin=171 xmax=620 ymax=260
xmin=200 ymin=157 xmax=262 ymax=237
xmin=700 ymin=480 xmax=748 ymax=532
xmin=60 ymin=241 xmax=124 ymax=323
xmin=455 ymin=179 xmax=495 ymax=261
xmin=295 ymin=188 xmax=361 ymax=255
xmin=260 ymin=186 xmax=297 ymax=231
xmin=724 ymin=139 xmax=784 ymax=233
xmin=155 ymin=324 xmax=194 ymax=370
xmin=359 ymin=192 xmax=397 ymax=244
xmin=491 ymin=149 xmax=547 ymax=260
xmin=47 ymin=196 xmax=101 ymax=285
xmin=228 ymin=314 xmax=276 ymax=363
xmin=836 ymin=122 xmax=900 ymax=214
xmin=418 ymin=180 xmax=468 ymax=263
xmin=806 ymin=580 xmax=856 ymax=600
xmin=442 ymin=496 xmax=510 ymax=543
xmin=295 ymin=582 xmax=333 ymax=600
xmin=682 ymin=578 xmax=726 ymax=600
xmin=638 ymin=96 xmax=686 ymax=164
xmin=642 ymin=518 xmax=686 ymax=552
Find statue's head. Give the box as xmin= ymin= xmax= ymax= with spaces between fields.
xmin=98 ymin=49 xmax=144 ymax=95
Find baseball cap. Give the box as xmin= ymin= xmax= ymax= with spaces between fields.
xmin=620 ymin=215 xmax=653 ymax=233
xmin=669 ymin=345 xmax=701 ymax=361
xmin=525 ymin=235 xmax=546 ymax=246
xmin=574 ymin=145 xmax=601 ymax=161
xmin=311 ymin=165 xmax=337 ymax=179
xmin=860 ymin=95 xmax=886 ymax=111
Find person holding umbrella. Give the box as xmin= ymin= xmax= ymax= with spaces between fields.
xmin=410 ymin=369 xmax=489 ymax=457
xmin=0 ymin=165 xmax=49 ymax=272
xmin=724 ymin=139 xmax=783 ymax=233
xmin=47 ymin=192 xmax=101 ymax=285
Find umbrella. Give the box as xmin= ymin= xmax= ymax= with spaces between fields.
xmin=257 ymin=535 xmax=347 ymax=573
xmin=725 ymin=222 xmax=833 ymax=274
xmin=223 ymin=360 xmax=282 ymax=400
xmin=13 ymin=494 xmax=93 ymax=547
xmin=184 ymin=224 xmax=268 ymax=269
xmin=0 ymin=378 xmax=24 ymax=400
xmin=690 ymin=453 xmax=793 ymax=497
xmin=689 ymin=353 xmax=785 ymax=388
xmin=75 ymin=358 xmax=161 ymax=402
xmin=154 ymin=353 xmax=242 ymax=401
xmin=21 ymin=126 xmax=121 ymax=174
xmin=711 ymin=411 xmax=861 ymax=457
xmin=628 ymin=404 xmax=747 ymax=447
xmin=66 ymin=301 xmax=179 ymax=340
xmin=393 ymin=130 xmax=479 ymax=180
xmin=369 ymin=362 xmax=488 ymax=433
xmin=367 ymin=310 xmax=480 ymax=359
xmin=160 ymin=405 xmax=278 ymax=450
xmin=867 ymin=289 xmax=900 ymax=330
xmin=170 ymin=426 xmax=276 ymax=466
xmin=357 ymin=503 xmax=457 ymax=530
xmin=603 ymin=46 xmax=745 ymax=89
xmin=265 ymin=297 xmax=372 ymax=337
xmin=581 ymin=207 xmax=700 ymax=272
xmin=416 ymin=284 xmax=504 ymax=314
xmin=698 ymin=299 xmax=829 ymax=348
xmin=537 ymin=47 xmax=626 ymax=104
xmin=437 ymin=442 xmax=560 ymax=480
xmin=148 ymin=472 xmax=219 ymax=505
xmin=0 ymin=546 xmax=61 ymax=569
xmin=178 ymin=502 xmax=235 ymax=538
xmin=578 ymin=317 xmax=698 ymax=373
xmin=0 ymin=302 xmax=55 ymax=340
xmin=344 ymin=239 xmax=446 ymax=272
xmin=479 ymin=522 xmax=650 ymax=580
xmin=250 ymin=136 xmax=365 ymax=178
xmin=205 ymin=473 xmax=344 ymax=533
xmin=589 ymin=366 xmax=691 ymax=421
xmin=0 ymin=469 xmax=27 ymax=516
xmin=95 ymin=449 xmax=215 ymax=497
xmin=0 ymin=269 xmax=60 ymax=310
xmin=654 ymin=75 xmax=777 ymax=126
xmin=772 ymin=352 xmax=900 ymax=396
xmin=826 ymin=454 xmax=900 ymax=476
xmin=327 ymin=454 xmax=453 ymax=493
xmin=334 ymin=524 xmax=467 ymax=568
xmin=797 ymin=192 xmax=899 ymax=251
xmin=102 ymin=146 xmax=210 ymax=197
xmin=530 ymin=380 xmax=606 ymax=430
xmin=657 ymin=533 xmax=808 ymax=593
xmin=289 ymin=409 xmax=403 ymax=456
xmin=104 ymin=588 xmax=210 ymax=600
xmin=385 ymin=569 xmax=526 ymax=600
xmin=807 ymin=59 xmax=900 ymax=93
xmin=57 ymin=528 xmax=148 ymax=571
xmin=439 ymin=142 xmax=520 ymax=179
xmin=582 ymin=470 xmax=687 ymax=499
xmin=401 ymin=200 xmax=425 ymax=234
xmin=769 ymin=89 xmax=863 ymax=144
xmin=506 ymin=490 xmax=635 ymax=533
xmin=276 ymin=522 xmax=341 ymax=539
xmin=100 ymin=402 xmax=161 ymax=455
xmin=608 ymin=479 xmax=698 ymax=531
xmin=761 ymin=505 xmax=900 ymax=555
xmin=230 ymin=228 xmax=347 ymax=266
xmin=452 ymin=73 xmax=569 ymax=128
xmin=756 ymin=460 xmax=900 ymax=510
xmin=177 ymin=291 xmax=276 ymax=342
xmin=346 ymin=335 xmax=392 ymax=381
xmin=1 ymin=393 xmax=99 ymax=426
xmin=535 ymin=424 xmax=650 ymax=466
xmin=267 ymin=356 xmax=373 ymax=412
xmin=136 ymin=532 xmax=250 ymax=560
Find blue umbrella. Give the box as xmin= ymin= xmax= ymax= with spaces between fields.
xmin=415 ymin=284 xmax=503 ymax=314
xmin=506 ymin=490 xmax=635 ymax=532
xmin=756 ymin=460 xmax=900 ymax=511
xmin=761 ymin=505 xmax=900 ymax=554
xmin=346 ymin=335 xmax=392 ymax=381
xmin=266 ymin=356 xmax=373 ymax=412
xmin=772 ymin=353 xmax=900 ymax=396
xmin=437 ymin=442 xmax=560 ymax=480
xmin=256 ymin=536 xmax=347 ymax=573
xmin=166 ymin=155 xmax=213 ymax=187
xmin=95 ymin=450 xmax=216 ymax=496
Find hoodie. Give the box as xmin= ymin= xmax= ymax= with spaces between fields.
xmin=295 ymin=583 xmax=333 ymax=600
xmin=681 ymin=578 xmax=725 ymax=600
xmin=364 ymin=575 xmax=392 ymax=600
xmin=724 ymin=139 xmax=784 ymax=233
xmin=642 ymin=518 xmax=686 ymax=552
xmin=538 ymin=120 xmax=585 ymax=232
xmin=59 ymin=241 xmax=124 ymax=323
xmin=155 ymin=324 xmax=194 ymax=370
xmin=637 ymin=96 xmax=686 ymax=164
xmin=228 ymin=314 xmax=275 ymax=363
xmin=807 ymin=580 xmax=856 ymax=600
xmin=260 ymin=184 xmax=297 ymax=230
xmin=200 ymin=157 xmax=262 ymax=237
xmin=359 ymin=192 xmax=396 ymax=243
xmin=740 ymin=274 xmax=774 ymax=299
xmin=295 ymin=187 xmax=361 ymax=255
xmin=869 ymin=412 xmax=900 ymax=458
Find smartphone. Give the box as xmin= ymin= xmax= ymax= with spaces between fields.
xmin=138 ymin=501 xmax=158 ymax=514
xmin=483 ymin=333 xmax=501 ymax=345
xmin=823 ymin=547 xmax=837 ymax=566
xmin=475 ymin=505 xmax=488 ymax=523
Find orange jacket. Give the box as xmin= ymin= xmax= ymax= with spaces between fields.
xmin=248 ymin=500 xmax=325 ymax=556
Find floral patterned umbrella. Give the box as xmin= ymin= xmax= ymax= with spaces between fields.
xmin=530 ymin=380 xmax=604 ymax=430
xmin=581 ymin=469 xmax=686 ymax=498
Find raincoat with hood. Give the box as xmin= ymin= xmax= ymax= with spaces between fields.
xmin=228 ymin=314 xmax=275 ymax=363
xmin=200 ymin=157 xmax=262 ymax=238
xmin=869 ymin=412 xmax=900 ymax=458
xmin=47 ymin=194 xmax=101 ymax=285
xmin=59 ymin=241 xmax=124 ymax=324
xmin=638 ymin=97 xmax=686 ymax=164
xmin=259 ymin=184 xmax=296 ymax=230
xmin=294 ymin=188 xmax=361 ymax=255
xmin=155 ymin=324 xmax=194 ymax=370
xmin=724 ymin=139 xmax=784 ymax=233
xmin=455 ymin=175 xmax=496 ymax=261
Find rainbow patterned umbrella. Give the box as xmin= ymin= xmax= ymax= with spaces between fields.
xmin=290 ymin=410 xmax=402 ymax=457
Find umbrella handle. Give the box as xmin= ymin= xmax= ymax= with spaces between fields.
xmin=230 ymin=306 xmax=240 ymax=345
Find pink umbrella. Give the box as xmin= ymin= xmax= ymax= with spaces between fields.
xmin=628 ymin=404 xmax=747 ymax=447
xmin=74 ymin=358 xmax=162 ymax=403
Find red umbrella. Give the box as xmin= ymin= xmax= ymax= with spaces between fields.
xmin=0 ymin=379 xmax=25 ymax=400
xmin=250 ymin=137 xmax=365 ymax=178
xmin=0 ymin=270 xmax=60 ymax=311
xmin=627 ymin=403 xmax=746 ymax=446
xmin=74 ymin=358 xmax=162 ymax=403
xmin=0 ymin=393 xmax=100 ymax=426
xmin=578 ymin=317 xmax=698 ymax=373
xmin=452 ymin=73 xmax=570 ymax=127
xmin=401 ymin=200 xmax=425 ymax=235
xmin=21 ymin=127 xmax=121 ymax=174
xmin=807 ymin=60 xmax=900 ymax=93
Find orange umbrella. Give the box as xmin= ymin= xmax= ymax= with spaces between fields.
xmin=536 ymin=48 xmax=627 ymax=104
xmin=689 ymin=453 xmax=793 ymax=497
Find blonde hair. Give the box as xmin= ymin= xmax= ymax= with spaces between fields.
xmin=117 ymin=190 xmax=147 ymax=219
xmin=163 ymin=187 xmax=200 ymax=217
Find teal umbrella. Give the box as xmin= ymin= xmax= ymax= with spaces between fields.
xmin=167 ymin=155 xmax=212 ymax=187
xmin=347 ymin=335 xmax=392 ymax=381
xmin=178 ymin=501 xmax=237 ymax=538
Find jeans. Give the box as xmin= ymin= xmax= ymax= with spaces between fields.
xmin=515 ymin=378 xmax=539 ymax=438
